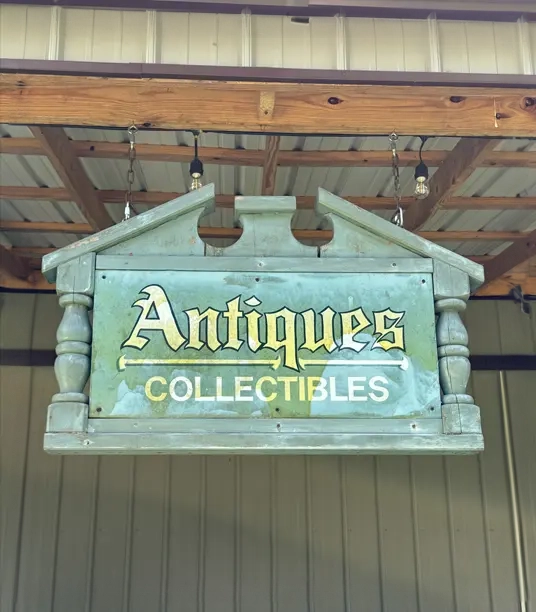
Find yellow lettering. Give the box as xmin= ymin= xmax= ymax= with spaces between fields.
xmin=298 ymin=376 xmax=306 ymax=401
xmin=301 ymin=307 xmax=336 ymax=352
xmin=265 ymin=307 xmax=298 ymax=371
xmin=373 ymin=309 xmax=405 ymax=351
xmin=145 ymin=376 xmax=168 ymax=402
xmin=222 ymin=297 xmax=243 ymax=351
xmin=244 ymin=296 xmax=262 ymax=352
xmin=278 ymin=376 xmax=298 ymax=401
xmin=184 ymin=307 xmax=221 ymax=351
xmin=123 ymin=285 xmax=186 ymax=351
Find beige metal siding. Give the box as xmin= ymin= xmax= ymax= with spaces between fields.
xmin=1 ymin=5 xmax=535 ymax=75
xmin=1 ymin=293 xmax=535 ymax=611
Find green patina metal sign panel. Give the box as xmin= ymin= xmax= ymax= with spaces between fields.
xmin=90 ymin=269 xmax=440 ymax=419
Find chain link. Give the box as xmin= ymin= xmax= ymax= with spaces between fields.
xmin=389 ymin=132 xmax=403 ymax=227
xmin=124 ymin=125 xmax=138 ymax=221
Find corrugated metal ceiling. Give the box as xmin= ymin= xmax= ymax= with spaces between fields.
xmin=1 ymin=124 xmax=536 ymax=257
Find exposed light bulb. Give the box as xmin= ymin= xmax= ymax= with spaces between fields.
xmin=189 ymin=143 xmax=204 ymax=191
xmin=190 ymin=173 xmax=203 ymax=191
xmin=414 ymin=176 xmax=430 ymax=199
xmin=414 ymin=160 xmax=429 ymax=199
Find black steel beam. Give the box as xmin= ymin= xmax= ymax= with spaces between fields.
xmin=0 ymin=0 xmax=534 ymax=21
xmin=2 ymin=58 xmax=536 ymax=89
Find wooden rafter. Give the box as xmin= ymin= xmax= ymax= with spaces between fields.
xmin=29 ymin=127 xmax=114 ymax=232
xmin=0 ymin=220 xmax=527 ymax=243
xmin=2 ymin=186 xmax=536 ymax=212
xmin=1 ymin=74 xmax=535 ymax=136
xmin=0 ymin=245 xmax=31 ymax=280
xmin=482 ymin=228 xmax=536 ymax=290
xmin=404 ymin=139 xmax=499 ymax=231
xmin=261 ymin=136 xmax=281 ymax=195
xmin=2 ymin=137 xmax=536 ymax=168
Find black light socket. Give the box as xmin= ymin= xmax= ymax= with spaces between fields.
xmin=414 ymin=161 xmax=429 ymax=181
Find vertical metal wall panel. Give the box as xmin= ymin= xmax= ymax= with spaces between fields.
xmin=238 ymin=456 xmax=272 ymax=612
xmin=273 ymin=456 xmax=309 ymax=609
xmin=472 ymin=371 xmax=519 ymax=610
xmin=90 ymin=456 xmax=134 ymax=612
xmin=1 ymin=293 xmax=535 ymax=611
xmin=410 ymin=456 xmax=456 ymax=612
xmin=376 ymin=456 xmax=419 ymax=612
xmin=0 ymin=367 xmax=32 ymax=612
xmin=2 ymin=5 xmax=534 ymax=75
xmin=129 ymin=456 xmax=170 ymax=612
xmin=60 ymin=8 xmax=148 ymax=62
xmin=531 ymin=23 xmax=536 ymax=70
xmin=438 ymin=21 xmax=524 ymax=74
xmin=342 ymin=456 xmax=383 ymax=610
xmin=0 ymin=5 xmax=52 ymax=59
xmin=251 ymin=16 xmax=338 ymax=69
xmin=507 ymin=371 xmax=536 ymax=609
xmin=346 ymin=18 xmax=430 ymax=72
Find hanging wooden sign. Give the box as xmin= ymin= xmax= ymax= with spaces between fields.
xmin=42 ymin=185 xmax=484 ymax=454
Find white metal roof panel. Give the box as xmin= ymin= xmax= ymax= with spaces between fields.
xmin=1 ymin=5 xmax=535 ymax=75
xmin=2 ymin=125 xmax=535 ymax=256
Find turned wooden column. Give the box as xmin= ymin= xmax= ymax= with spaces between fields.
xmin=433 ymin=261 xmax=481 ymax=436
xmin=47 ymin=253 xmax=95 ymax=433
xmin=52 ymin=293 xmax=92 ymax=405
xmin=436 ymin=297 xmax=473 ymax=407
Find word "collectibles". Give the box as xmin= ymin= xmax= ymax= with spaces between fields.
xmin=145 ymin=374 xmax=390 ymax=404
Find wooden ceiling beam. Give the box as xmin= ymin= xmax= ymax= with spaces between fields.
xmin=3 ymin=185 xmax=536 ymax=211
xmin=404 ymin=139 xmax=498 ymax=231
xmin=2 ymin=137 xmax=536 ymax=169
xmin=28 ymin=127 xmax=114 ymax=232
xmin=0 ymin=245 xmax=31 ymax=280
xmin=0 ymin=186 xmax=73 ymax=201
xmin=1 ymin=74 xmax=535 ymax=136
xmin=482 ymin=227 xmax=536 ymax=289
xmin=261 ymin=136 xmax=281 ymax=196
xmin=0 ymin=220 xmax=526 ymax=242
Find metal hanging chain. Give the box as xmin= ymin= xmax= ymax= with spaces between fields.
xmin=123 ymin=125 xmax=138 ymax=221
xmin=389 ymin=132 xmax=404 ymax=227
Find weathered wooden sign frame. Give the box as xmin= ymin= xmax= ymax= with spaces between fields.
xmin=42 ymin=185 xmax=484 ymax=454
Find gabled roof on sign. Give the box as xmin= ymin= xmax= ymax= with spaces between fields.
xmin=41 ymin=184 xmax=484 ymax=289
xmin=316 ymin=189 xmax=484 ymax=290
xmin=41 ymin=184 xmax=216 ymax=281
